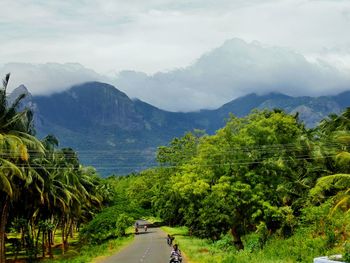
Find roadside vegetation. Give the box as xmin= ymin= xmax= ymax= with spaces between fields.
xmin=112 ymin=107 xmax=350 ymax=262
xmin=46 ymin=235 xmax=133 ymax=263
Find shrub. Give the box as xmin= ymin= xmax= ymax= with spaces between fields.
xmin=211 ymin=233 xmax=236 ymax=253
xmin=242 ymin=233 xmax=262 ymax=253
xmin=80 ymin=206 xmax=134 ymax=244
xmin=344 ymin=242 xmax=350 ymax=263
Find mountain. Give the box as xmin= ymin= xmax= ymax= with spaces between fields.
xmin=10 ymin=82 xmax=349 ymax=176
xmin=34 ymin=82 xmax=144 ymax=132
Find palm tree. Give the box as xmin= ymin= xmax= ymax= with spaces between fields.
xmin=319 ymin=108 xmax=350 ymax=135
xmin=1 ymin=75 xmax=107 ymax=260
xmin=311 ymin=109 xmax=350 ymax=214
xmin=0 ymin=74 xmax=44 ymax=263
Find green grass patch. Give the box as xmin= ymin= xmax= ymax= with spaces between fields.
xmin=143 ymin=216 xmax=163 ymax=224
xmin=162 ymin=226 xmax=231 ymax=263
xmin=46 ymin=235 xmax=133 ymax=263
xmin=161 ymin=226 xmax=344 ymax=263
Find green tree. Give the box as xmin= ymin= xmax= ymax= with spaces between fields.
xmin=154 ymin=110 xmax=314 ymax=248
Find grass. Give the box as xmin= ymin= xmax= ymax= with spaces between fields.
xmin=161 ymin=226 xmax=230 ymax=263
xmin=5 ymin=227 xmax=135 ymax=263
xmin=142 ymin=216 xmax=163 ymax=224
xmin=46 ymin=235 xmax=134 ymax=263
xmin=161 ymin=226 xmax=345 ymax=263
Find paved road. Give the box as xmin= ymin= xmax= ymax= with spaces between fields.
xmin=99 ymin=220 xmax=183 ymax=263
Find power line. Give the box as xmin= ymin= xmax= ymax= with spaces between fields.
xmin=0 ymin=153 xmax=341 ymax=170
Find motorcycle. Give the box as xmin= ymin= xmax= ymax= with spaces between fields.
xmin=169 ymin=255 xmax=182 ymax=263
xmin=167 ymin=235 xmax=174 ymax=246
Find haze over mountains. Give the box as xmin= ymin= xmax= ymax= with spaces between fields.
xmin=10 ymin=82 xmax=350 ymax=176
xmin=115 ymin=38 xmax=350 ymax=112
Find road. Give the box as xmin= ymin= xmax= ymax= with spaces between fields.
xmin=99 ymin=220 xmax=184 ymax=263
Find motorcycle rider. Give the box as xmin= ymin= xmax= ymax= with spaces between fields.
xmin=169 ymin=244 xmax=182 ymax=262
xmin=167 ymin=234 xmax=174 ymax=246
xmin=135 ymin=221 xmax=139 ymax=234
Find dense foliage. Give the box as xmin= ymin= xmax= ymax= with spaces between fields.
xmin=79 ymin=177 xmax=148 ymax=245
xmin=79 ymin=207 xmax=133 ymax=244
xmin=113 ymin=107 xmax=350 ymax=261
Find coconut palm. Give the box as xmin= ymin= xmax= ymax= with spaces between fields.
xmin=0 ymin=74 xmax=44 ymax=263
xmin=311 ymin=109 xmax=350 ymax=215
xmin=1 ymin=75 xmax=109 ymax=261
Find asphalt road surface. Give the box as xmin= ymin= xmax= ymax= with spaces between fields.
xmin=99 ymin=220 xmax=184 ymax=263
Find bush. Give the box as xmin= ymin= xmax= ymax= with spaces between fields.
xmin=344 ymin=242 xmax=350 ymax=263
xmin=242 ymin=233 xmax=262 ymax=253
xmin=211 ymin=233 xmax=236 ymax=253
xmin=80 ymin=206 xmax=134 ymax=244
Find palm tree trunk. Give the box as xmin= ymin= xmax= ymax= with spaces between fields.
xmin=31 ymin=219 xmax=36 ymax=242
xmin=48 ymin=231 xmax=53 ymax=259
xmin=64 ymin=219 xmax=73 ymax=251
xmin=0 ymin=196 xmax=9 ymax=263
xmin=70 ymin=221 xmax=74 ymax=238
xmin=42 ymin=229 xmax=46 ymax=258
xmin=61 ymin=217 xmax=65 ymax=255
xmin=52 ymin=220 xmax=59 ymax=246
xmin=36 ymin=227 xmax=41 ymax=258
xmin=20 ymin=226 xmax=25 ymax=247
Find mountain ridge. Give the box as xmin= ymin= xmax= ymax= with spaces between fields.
xmin=11 ymin=81 xmax=349 ymax=176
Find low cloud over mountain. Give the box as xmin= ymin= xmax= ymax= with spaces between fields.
xmin=0 ymin=62 xmax=106 ymax=95
xmin=115 ymin=39 xmax=350 ymax=111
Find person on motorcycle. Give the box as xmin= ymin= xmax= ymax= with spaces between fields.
xmin=169 ymin=244 xmax=182 ymax=263
xmin=135 ymin=222 xmax=139 ymax=234
xmin=167 ymin=234 xmax=175 ymax=246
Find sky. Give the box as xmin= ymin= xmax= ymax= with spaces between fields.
xmin=1 ymin=0 xmax=350 ymax=111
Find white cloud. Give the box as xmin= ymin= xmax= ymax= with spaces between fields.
xmin=1 ymin=1 xmax=350 ymax=111
xmin=1 ymin=38 xmax=350 ymax=112
xmin=0 ymin=63 xmax=106 ymax=95
xmin=115 ymin=39 xmax=350 ymax=111
xmin=1 ymin=0 xmax=350 ymax=74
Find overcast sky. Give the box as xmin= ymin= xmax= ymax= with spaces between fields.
xmin=1 ymin=0 xmax=350 ymax=111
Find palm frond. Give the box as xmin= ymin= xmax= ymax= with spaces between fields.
xmin=2 ymin=73 xmax=10 ymax=90
xmin=0 ymin=172 xmax=13 ymax=196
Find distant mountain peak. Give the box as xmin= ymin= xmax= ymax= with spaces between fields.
xmin=69 ymin=81 xmax=130 ymax=98
xmin=33 ymin=81 xmax=144 ymax=132
xmin=8 ymin=84 xmax=32 ymax=106
xmin=11 ymin=84 xmax=30 ymax=95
